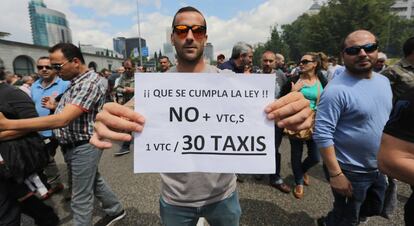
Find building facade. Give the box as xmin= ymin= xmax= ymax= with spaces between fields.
xmin=81 ymin=44 xmax=123 ymax=58
xmin=29 ymin=0 xmax=72 ymax=47
xmin=391 ymin=0 xmax=414 ymax=19
xmin=0 ymin=39 xmax=123 ymax=75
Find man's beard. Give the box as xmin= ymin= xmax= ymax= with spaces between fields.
xmin=176 ymin=49 xmax=203 ymax=64
xmin=345 ymin=58 xmax=374 ymax=75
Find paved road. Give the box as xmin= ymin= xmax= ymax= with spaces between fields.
xmin=23 ymin=138 xmax=410 ymax=225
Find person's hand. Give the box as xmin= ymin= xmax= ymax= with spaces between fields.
xmin=330 ymin=174 xmax=353 ymax=197
xmin=124 ymin=87 xmax=134 ymax=93
xmin=41 ymin=96 xmax=57 ymax=110
xmin=90 ymin=102 xmax=145 ymax=149
xmin=265 ymin=91 xmax=313 ymax=131
xmin=291 ymin=81 xmax=304 ymax=92
xmin=244 ymin=65 xmax=252 ymax=74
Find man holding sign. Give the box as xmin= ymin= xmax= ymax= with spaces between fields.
xmin=91 ymin=6 xmax=313 ymax=226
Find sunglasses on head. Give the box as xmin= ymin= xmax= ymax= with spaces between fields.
xmin=50 ymin=60 xmax=71 ymax=71
xmin=37 ymin=65 xmax=52 ymax=70
xmin=343 ymin=43 xmax=378 ymax=55
xmin=299 ymin=59 xmax=315 ymax=65
xmin=173 ymin=25 xmax=206 ymax=39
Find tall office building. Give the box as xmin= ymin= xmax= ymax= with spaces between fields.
xmin=391 ymin=0 xmax=414 ymax=19
xmin=203 ymin=43 xmax=214 ymax=63
xmin=306 ymin=0 xmax=322 ymax=15
xmin=162 ymin=27 xmax=176 ymax=63
xmin=113 ymin=37 xmax=126 ymax=57
xmin=113 ymin=37 xmax=147 ymax=59
xmin=28 ymin=0 xmax=72 ymax=47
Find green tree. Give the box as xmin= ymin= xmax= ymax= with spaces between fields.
xmin=253 ymin=26 xmax=288 ymax=66
xmin=280 ymin=0 xmax=406 ymax=60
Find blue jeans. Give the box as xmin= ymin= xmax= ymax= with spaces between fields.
xmin=159 ymin=191 xmax=241 ymax=226
xmin=289 ymin=138 xmax=320 ymax=185
xmin=64 ymin=143 xmax=123 ymax=226
xmin=324 ymin=169 xmax=387 ymax=226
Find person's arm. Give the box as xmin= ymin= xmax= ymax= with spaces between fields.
xmin=312 ymin=85 xmax=353 ymax=196
xmin=124 ymin=87 xmax=134 ymax=94
xmin=0 ymin=130 xmax=30 ymax=141
xmin=378 ymin=133 xmax=414 ymax=185
xmin=0 ymin=104 xmax=84 ymax=131
xmin=320 ymin=146 xmax=353 ymax=197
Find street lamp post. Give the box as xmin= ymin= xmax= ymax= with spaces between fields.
xmin=136 ymin=0 xmax=143 ymax=66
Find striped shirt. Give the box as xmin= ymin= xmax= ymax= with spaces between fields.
xmin=53 ymin=70 xmax=106 ymax=144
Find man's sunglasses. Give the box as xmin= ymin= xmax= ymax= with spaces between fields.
xmin=50 ymin=60 xmax=70 ymax=71
xmin=37 ymin=65 xmax=52 ymax=70
xmin=343 ymin=43 xmax=378 ymax=55
xmin=173 ymin=25 xmax=206 ymax=39
xmin=299 ymin=60 xmax=315 ymax=65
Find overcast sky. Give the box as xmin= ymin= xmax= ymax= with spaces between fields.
xmin=1 ymin=0 xmax=321 ymax=57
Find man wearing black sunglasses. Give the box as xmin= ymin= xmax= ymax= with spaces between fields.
xmin=314 ymin=30 xmax=393 ymax=226
xmin=31 ymin=56 xmax=70 ymax=199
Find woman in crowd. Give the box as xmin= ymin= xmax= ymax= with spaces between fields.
xmin=281 ymin=52 xmax=328 ymax=199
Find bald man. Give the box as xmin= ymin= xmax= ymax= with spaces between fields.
xmin=313 ymin=30 xmax=392 ymax=225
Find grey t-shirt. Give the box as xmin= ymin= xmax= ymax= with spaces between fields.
xmin=161 ymin=64 xmax=237 ymax=207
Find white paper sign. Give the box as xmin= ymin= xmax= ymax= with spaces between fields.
xmin=134 ymin=73 xmax=276 ymax=174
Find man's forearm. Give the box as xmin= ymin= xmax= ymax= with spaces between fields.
xmin=378 ymin=133 xmax=414 ymax=185
xmin=320 ymin=145 xmax=342 ymax=176
xmin=0 ymin=130 xmax=30 ymax=141
xmin=2 ymin=114 xmax=69 ymax=132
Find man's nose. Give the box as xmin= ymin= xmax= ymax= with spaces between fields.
xmin=185 ymin=29 xmax=195 ymax=41
xmin=358 ymin=48 xmax=368 ymax=57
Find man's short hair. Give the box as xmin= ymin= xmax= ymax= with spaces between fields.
xmin=123 ymin=59 xmax=136 ymax=67
xmin=230 ymin=42 xmax=252 ymax=59
xmin=159 ymin=56 xmax=169 ymax=61
xmin=377 ymin=52 xmax=387 ymax=61
xmin=262 ymin=50 xmax=275 ymax=57
xmin=37 ymin=56 xmax=49 ymax=62
xmin=49 ymin=43 xmax=85 ymax=64
xmin=403 ymin=37 xmax=414 ymax=57
xmin=100 ymin=68 xmax=110 ymax=74
xmin=172 ymin=6 xmax=206 ymax=28
xmin=217 ymin=54 xmax=225 ymax=60
xmin=328 ymin=57 xmax=337 ymax=63
xmin=21 ymin=75 xmax=32 ymax=84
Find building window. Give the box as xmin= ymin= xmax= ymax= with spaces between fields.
xmin=61 ymin=29 xmax=66 ymax=43
xmin=13 ymin=55 xmax=34 ymax=76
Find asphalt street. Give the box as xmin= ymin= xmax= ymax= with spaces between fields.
xmin=23 ymin=137 xmax=410 ymax=226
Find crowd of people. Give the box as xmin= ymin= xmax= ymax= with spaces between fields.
xmin=0 ymin=5 xmax=413 ymax=226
